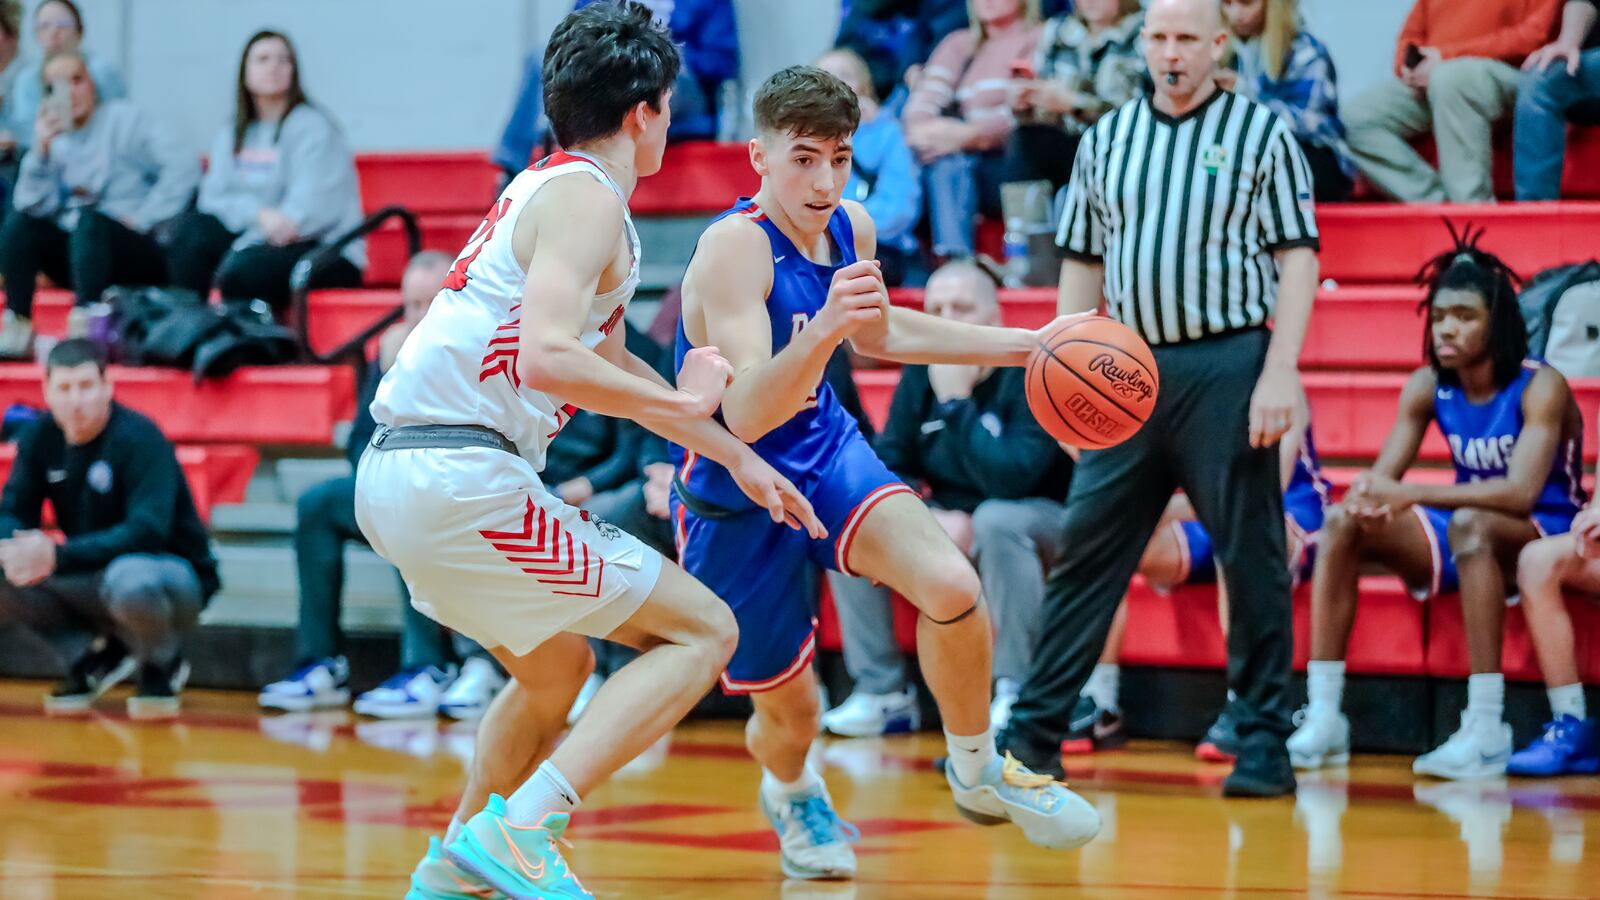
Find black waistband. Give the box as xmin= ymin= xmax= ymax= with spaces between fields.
xmin=369 ymin=424 xmax=520 ymax=456
xmin=672 ymin=473 xmax=746 ymax=520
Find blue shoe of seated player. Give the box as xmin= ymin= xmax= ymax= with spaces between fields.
xmin=1507 ymin=716 xmax=1600 ymax=777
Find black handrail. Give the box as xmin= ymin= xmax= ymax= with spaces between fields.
xmin=289 ymin=204 xmax=422 ymax=365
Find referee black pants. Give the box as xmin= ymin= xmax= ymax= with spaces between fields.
xmin=1006 ymin=328 xmax=1293 ymax=753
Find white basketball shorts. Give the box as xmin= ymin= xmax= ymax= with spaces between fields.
xmin=354 ymin=445 xmax=663 ymax=657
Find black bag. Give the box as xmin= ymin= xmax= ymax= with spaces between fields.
xmin=105 ymin=287 xmax=298 ymax=381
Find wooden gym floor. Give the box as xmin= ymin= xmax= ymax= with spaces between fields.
xmin=0 ymin=681 xmax=1597 ymax=899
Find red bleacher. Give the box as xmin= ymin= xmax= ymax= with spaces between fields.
xmin=0 ymin=443 xmax=256 ymax=523
xmin=0 ymin=363 xmax=353 ymax=445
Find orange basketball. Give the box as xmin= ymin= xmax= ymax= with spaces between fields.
xmin=1025 ymin=316 xmax=1159 ymax=449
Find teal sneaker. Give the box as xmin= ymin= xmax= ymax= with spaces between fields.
xmin=946 ymin=752 xmax=1101 ymax=850
xmin=405 ymin=837 xmax=498 ymax=899
xmin=444 ymin=795 xmax=590 ymax=899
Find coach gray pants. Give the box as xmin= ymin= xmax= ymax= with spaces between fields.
xmin=0 ymin=553 xmax=203 ymax=668
xmin=827 ymin=496 xmax=1070 ymax=696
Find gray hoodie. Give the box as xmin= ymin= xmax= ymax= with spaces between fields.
xmin=13 ymin=99 xmax=198 ymax=234
xmin=198 ymin=104 xmax=366 ymax=269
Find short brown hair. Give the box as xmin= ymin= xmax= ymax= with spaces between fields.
xmin=0 ymin=1 xmax=22 ymax=41
xmin=753 ymin=65 xmax=860 ymax=141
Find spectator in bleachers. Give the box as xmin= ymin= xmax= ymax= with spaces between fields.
xmin=0 ymin=1 xmax=25 ymax=181
xmin=836 ymin=0 xmax=969 ymax=114
xmin=1003 ymin=0 xmax=1144 ymax=195
xmin=1342 ymin=0 xmax=1560 ymax=203
xmin=819 ymin=260 xmax=1073 ymax=737
xmin=166 ymin=31 xmax=364 ymax=314
xmin=904 ymin=0 xmax=1042 ymax=260
xmin=3 ymin=0 xmax=124 ymax=159
xmin=1506 ymin=489 xmax=1600 ymax=775
xmin=0 ymin=338 xmax=217 ymax=717
xmin=1291 ymin=231 xmax=1587 ymax=780
xmin=1058 ymin=414 xmax=1328 ymax=757
xmin=1220 ymin=0 xmax=1353 ymax=201
xmin=0 ymin=50 xmax=197 ymax=360
xmin=815 ymin=47 xmax=924 ymax=287
xmin=257 ymin=253 xmax=508 ymax=721
xmin=491 ymin=0 xmax=739 ymax=181
xmin=1513 ymin=0 xmax=1600 ymax=200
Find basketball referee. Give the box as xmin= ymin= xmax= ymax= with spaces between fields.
xmin=997 ymin=0 xmax=1319 ymax=796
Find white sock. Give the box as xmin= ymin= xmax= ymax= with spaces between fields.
xmin=443 ymin=816 xmax=464 ymax=846
xmin=1466 ymin=673 xmax=1505 ymax=726
xmin=1084 ymin=664 xmax=1120 ymax=713
xmin=1549 ymin=683 xmax=1587 ymax=720
xmin=945 ymin=726 xmax=999 ymax=787
xmin=1306 ymin=660 xmax=1345 ymax=717
xmin=760 ymin=765 xmax=823 ymax=804
xmin=505 ymin=760 xmax=580 ymax=826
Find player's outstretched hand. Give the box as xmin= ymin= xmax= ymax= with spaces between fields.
xmin=678 ymin=345 xmax=735 ymax=418
xmin=731 ymin=450 xmax=827 ymax=539
xmin=815 ymin=259 xmax=887 ymax=341
xmin=1030 ymin=312 xmax=1097 ymax=344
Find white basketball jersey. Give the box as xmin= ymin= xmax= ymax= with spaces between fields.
xmin=371 ymin=151 xmax=641 ymax=471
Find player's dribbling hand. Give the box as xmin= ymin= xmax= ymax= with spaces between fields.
xmin=731 ymin=451 xmax=827 ymax=539
xmin=677 ymin=345 xmax=735 ymax=418
xmin=815 ymin=259 xmax=887 ymax=341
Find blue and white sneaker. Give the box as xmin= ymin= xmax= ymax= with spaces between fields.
xmin=819 ymin=687 xmax=919 ymax=738
xmin=947 ymin=752 xmax=1101 ymax=850
xmin=758 ymin=782 xmax=859 ymax=879
xmin=406 ymin=836 xmax=497 ymax=899
xmin=446 ymin=794 xmax=591 ymax=899
xmin=1413 ymin=714 xmax=1513 ymax=780
xmin=354 ymin=664 xmax=457 ymax=719
xmin=1508 ymin=716 xmax=1600 ymax=777
xmin=258 ymin=657 xmax=350 ymax=712
xmin=440 ymin=657 xmax=507 ymax=721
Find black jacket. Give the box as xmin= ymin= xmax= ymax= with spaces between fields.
xmin=0 ymin=403 xmax=220 ymax=598
xmin=875 ymin=366 xmax=1072 ymax=513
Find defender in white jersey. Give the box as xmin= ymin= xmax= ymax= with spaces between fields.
xmin=359 ymin=7 xmax=823 ymax=899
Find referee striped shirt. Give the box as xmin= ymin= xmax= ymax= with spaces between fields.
xmin=1056 ymin=89 xmax=1320 ymax=346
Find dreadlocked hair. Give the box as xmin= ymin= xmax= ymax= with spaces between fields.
xmin=1414 ymin=220 xmax=1526 ymax=389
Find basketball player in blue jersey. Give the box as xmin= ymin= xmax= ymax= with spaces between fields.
xmin=672 ymin=66 xmax=1101 ymax=879
xmin=1290 ymin=226 xmax=1587 ymax=780
xmin=1060 ymin=414 xmax=1331 ymax=757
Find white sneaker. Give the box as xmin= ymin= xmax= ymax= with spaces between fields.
xmin=0 ymin=311 xmax=34 ymax=360
xmin=819 ymin=688 xmax=920 ymax=738
xmin=990 ymin=678 xmax=1019 ymax=731
xmin=438 ymin=657 xmax=506 ymax=720
xmin=1413 ymin=714 xmax=1513 ymax=780
xmin=353 ymin=664 xmax=456 ymax=719
xmin=258 ymin=657 xmax=350 ymax=712
xmin=1287 ymin=707 xmax=1350 ymax=769
xmin=567 ymin=671 xmax=604 ymax=725
xmin=759 ymin=781 xmax=859 ymax=879
xmin=947 ymin=752 xmax=1101 ymax=850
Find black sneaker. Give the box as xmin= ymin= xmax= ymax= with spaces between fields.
xmin=1062 ymin=695 xmax=1127 ymax=755
xmin=1196 ymin=707 xmax=1242 ymax=762
xmin=127 ymin=656 xmax=191 ymax=719
xmin=1223 ymin=732 xmax=1297 ymax=797
xmin=43 ymin=636 xmax=136 ymax=713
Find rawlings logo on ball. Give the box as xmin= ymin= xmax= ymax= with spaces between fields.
xmin=1087 ymin=354 xmax=1154 ymax=402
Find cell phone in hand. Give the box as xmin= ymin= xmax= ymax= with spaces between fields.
xmin=1010 ymin=59 xmax=1036 ymax=80
xmin=1404 ymin=44 xmax=1423 ymax=69
xmin=43 ymin=79 xmax=71 ymax=127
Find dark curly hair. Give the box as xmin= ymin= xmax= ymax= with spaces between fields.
xmin=1415 ymin=221 xmax=1525 ymax=389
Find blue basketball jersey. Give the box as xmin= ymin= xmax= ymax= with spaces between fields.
xmin=1283 ymin=423 xmax=1331 ymax=531
xmin=672 ymin=199 xmax=865 ymax=510
xmin=1433 ymin=359 xmax=1586 ymax=519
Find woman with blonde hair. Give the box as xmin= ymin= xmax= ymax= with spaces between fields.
xmin=905 ymin=0 xmax=1043 ymax=259
xmin=1222 ymin=0 xmax=1353 ymax=200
